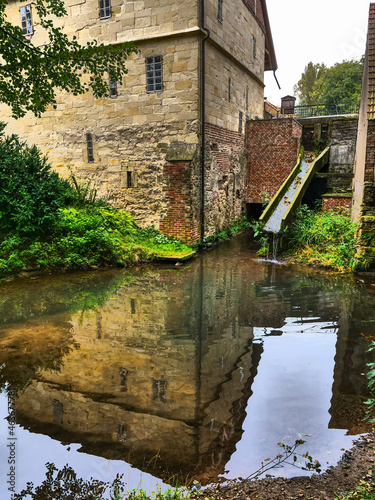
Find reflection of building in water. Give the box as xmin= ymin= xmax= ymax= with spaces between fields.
xmin=14 ymin=264 xmax=266 ymax=485
xmin=9 ymin=254 xmax=373 ymax=485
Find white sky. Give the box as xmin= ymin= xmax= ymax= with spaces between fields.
xmin=264 ymin=0 xmax=370 ymax=106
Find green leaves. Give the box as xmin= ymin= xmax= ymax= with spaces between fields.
xmin=0 ymin=0 xmax=137 ymax=117
xmin=294 ymin=58 xmax=363 ymax=106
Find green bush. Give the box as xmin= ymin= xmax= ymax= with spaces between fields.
xmin=283 ymin=206 xmax=358 ymax=272
xmin=0 ymin=128 xmax=74 ymax=235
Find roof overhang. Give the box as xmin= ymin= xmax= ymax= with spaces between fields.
xmin=261 ymin=0 xmax=278 ymax=72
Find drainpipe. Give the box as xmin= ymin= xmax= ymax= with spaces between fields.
xmin=200 ymin=0 xmax=210 ymax=244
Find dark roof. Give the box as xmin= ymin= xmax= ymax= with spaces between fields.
xmin=261 ymin=0 xmax=278 ymax=72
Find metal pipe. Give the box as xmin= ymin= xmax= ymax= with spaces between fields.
xmin=200 ymin=0 xmax=210 ymax=244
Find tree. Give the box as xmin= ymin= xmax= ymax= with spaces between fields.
xmin=293 ymin=62 xmax=327 ymax=105
xmin=294 ymin=59 xmax=363 ymax=106
xmin=0 ymin=0 xmax=137 ymax=118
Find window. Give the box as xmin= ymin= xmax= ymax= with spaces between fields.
xmin=109 ymin=77 xmax=117 ymax=98
xmin=239 ymin=111 xmax=243 ymax=135
xmin=228 ymin=77 xmax=231 ymax=102
xmin=20 ymin=5 xmax=33 ymax=35
xmin=86 ymin=133 xmax=94 ymax=163
xmin=253 ymin=35 xmax=257 ymax=58
xmin=127 ymin=171 xmax=133 ymax=188
xmin=218 ymin=0 xmax=223 ymax=22
xmin=99 ymin=0 xmax=111 ymax=19
xmin=146 ymin=56 xmax=163 ymax=93
xmin=246 ymin=85 xmax=249 ymax=111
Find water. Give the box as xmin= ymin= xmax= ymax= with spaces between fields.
xmin=0 ymin=235 xmax=374 ymax=498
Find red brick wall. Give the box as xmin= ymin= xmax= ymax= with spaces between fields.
xmin=242 ymin=0 xmax=265 ymax=29
xmin=246 ymin=119 xmax=302 ymax=203
xmin=206 ymin=123 xmax=245 ymax=172
xmin=321 ymin=196 xmax=352 ymax=213
xmin=160 ymin=162 xmax=200 ymax=244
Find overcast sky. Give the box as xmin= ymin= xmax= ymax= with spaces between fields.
xmin=264 ymin=0 xmax=370 ymax=106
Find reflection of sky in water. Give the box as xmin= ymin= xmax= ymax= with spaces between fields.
xmin=0 ymin=399 xmax=162 ymax=500
xmin=226 ymin=318 xmax=351 ymax=480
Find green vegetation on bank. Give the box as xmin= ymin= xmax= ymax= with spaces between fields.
xmin=0 ymin=130 xmax=193 ymax=278
xmin=282 ymin=205 xmax=359 ymax=272
xmin=253 ymin=205 xmax=361 ymax=272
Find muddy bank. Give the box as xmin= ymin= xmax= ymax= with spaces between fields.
xmin=192 ymin=433 xmax=375 ymax=500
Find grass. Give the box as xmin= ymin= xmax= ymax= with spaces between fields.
xmin=282 ymin=205 xmax=360 ymax=273
xmin=0 ymin=205 xmax=194 ymax=278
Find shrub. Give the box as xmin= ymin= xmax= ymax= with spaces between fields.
xmin=0 ymin=127 xmax=74 ymax=235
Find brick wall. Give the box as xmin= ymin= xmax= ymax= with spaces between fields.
xmin=160 ymin=161 xmax=200 ymax=244
xmin=246 ymin=118 xmax=302 ymax=203
xmin=321 ymin=195 xmax=352 ymax=213
xmin=365 ymin=121 xmax=375 ymax=183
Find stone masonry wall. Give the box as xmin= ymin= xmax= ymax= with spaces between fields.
xmin=0 ymin=35 xmax=200 ymax=228
xmin=246 ymin=119 xmax=302 ymax=204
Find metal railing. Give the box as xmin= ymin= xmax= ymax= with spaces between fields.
xmin=294 ymin=101 xmax=359 ymax=118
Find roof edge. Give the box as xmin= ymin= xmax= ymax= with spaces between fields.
xmin=261 ymin=0 xmax=278 ymax=72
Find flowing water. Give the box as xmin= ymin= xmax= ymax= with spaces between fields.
xmin=0 ymin=234 xmax=374 ymax=498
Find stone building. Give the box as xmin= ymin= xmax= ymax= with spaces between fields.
xmin=351 ymin=3 xmax=375 ymax=268
xmin=1 ymin=0 xmax=277 ymax=243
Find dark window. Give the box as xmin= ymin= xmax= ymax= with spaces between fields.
xmin=20 ymin=5 xmax=33 ymax=35
xmin=146 ymin=56 xmax=163 ymax=92
xmin=127 ymin=171 xmax=133 ymax=188
xmin=99 ymin=0 xmax=111 ymax=19
xmin=109 ymin=78 xmax=117 ymax=98
xmin=152 ymin=379 xmax=167 ymax=402
xmin=218 ymin=0 xmax=223 ymax=22
xmin=239 ymin=111 xmax=243 ymax=135
xmin=228 ymin=77 xmax=231 ymax=102
xmin=86 ymin=133 xmax=94 ymax=163
xmin=253 ymin=35 xmax=257 ymax=58
xmin=117 ymin=424 xmax=127 ymax=442
xmin=246 ymin=85 xmax=249 ymax=111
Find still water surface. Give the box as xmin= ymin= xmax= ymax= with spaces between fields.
xmin=0 ymin=235 xmax=374 ymax=497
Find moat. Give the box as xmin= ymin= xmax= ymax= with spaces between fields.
xmin=0 ymin=234 xmax=374 ymax=498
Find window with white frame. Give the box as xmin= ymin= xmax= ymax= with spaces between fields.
xmin=99 ymin=0 xmax=111 ymax=19
xmin=146 ymin=56 xmax=163 ymax=93
xmin=20 ymin=5 xmax=33 ymax=35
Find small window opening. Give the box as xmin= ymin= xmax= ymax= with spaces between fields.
xmin=246 ymin=85 xmax=249 ymax=111
xmin=20 ymin=5 xmax=33 ymax=35
xmin=239 ymin=111 xmax=243 ymax=135
xmin=127 ymin=171 xmax=133 ymax=188
xmin=109 ymin=78 xmax=117 ymax=98
xmin=228 ymin=77 xmax=231 ymax=102
xmin=86 ymin=133 xmax=94 ymax=163
xmin=218 ymin=0 xmax=223 ymax=22
xmin=146 ymin=56 xmax=163 ymax=92
xmin=99 ymin=0 xmax=111 ymax=19
xmin=253 ymin=35 xmax=257 ymax=58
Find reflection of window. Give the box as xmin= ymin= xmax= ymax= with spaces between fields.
xmin=119 ymin=367 xmax=128 ymax=391
xmin=117 ymin=424 xmax=127 ymax=442
xmin=146 ymin=56 xmax=163 ymax=93
xmin=53 ymin=400 xmax=63 ymax=424
xmin=152 ymin=379 xmax=167 ymax=402
xmin=99 ymin=0 xmax=111 ymax=19
xmin=97 ymin=314 xmax=102 ymax=340
xmin=130 ymin=298 xmax=136 ymax=314
xmin=20 ymin=5 xmax=33 ymax=35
